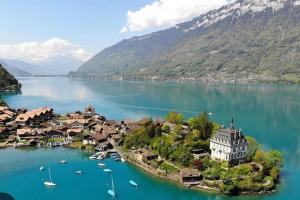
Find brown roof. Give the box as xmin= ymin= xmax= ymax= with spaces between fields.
xmin=17 ymin=128 xmax=36 ymax=136
xmin=67 ymin=128 xmax=82 ymax=135
xmin=15 ymin=107 xmax=53 ymax=122
xmin=89 ymin=132 xmax=107 ymax=141
xmin=180 ymin=168 xmax=200 ymax=178
xmin=66 ymin=119 xmax=89 ymax=125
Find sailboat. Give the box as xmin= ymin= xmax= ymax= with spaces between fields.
xmin=107 ymin=174 xmax=116 ymax=198
xmin=44 ymin=167 xmax=56 ymax=187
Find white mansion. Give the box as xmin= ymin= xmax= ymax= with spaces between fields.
xmin=210 ymin=122 xmax=248 ymax=163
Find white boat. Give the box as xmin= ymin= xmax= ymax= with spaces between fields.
xmin=208 ymin=112 xmax=213 ymax=115
xmin=59 ymin=160 xmax=67 ymax=164
xmin=98 ymin=163 xmax=106 ymax=167
xmin=75 ymin=170 xmax=83 ymax=175
xmin=40 ymin=166 xmax=45 ymax=171
xmin=107 ymin=174 xmax=116 ymax=198
xmin=96 ymin=155 xmax=104 ymax=160
xmin=103 ymin=168 xmax=112 ymax=173
xmin=43 ymin=167 xmax=56 ymax=187
xmin=129 ymin=180 xmax=138 ymax=187
xmin=121 ymin=158 xmax=126 ymax=162
xmin=89 ymin=156 xmax=97 ymax=160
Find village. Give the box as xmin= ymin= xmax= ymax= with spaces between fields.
xmin=0 ymin=105 xmax=283 ymax=195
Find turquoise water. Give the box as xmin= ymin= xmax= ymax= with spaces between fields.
xmin=1 ymin=77 xmax=300 ymax=199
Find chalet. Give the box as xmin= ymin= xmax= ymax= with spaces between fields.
xmin=179 ymin=168 xmax=201 ymax=185
xmin=92 ymin=124 xmax=118 ymax=137
xmin=210 ymin=120 xmax=248 ymax=164
xmin=66 ymin=112 xmax=85 ymax=119
xmin=0 ymin=106 xmax=16 ymax=124
xmin=83 ymin=132 xmax=107 ymax=145
xmin=103 ymin=120 xmax=117 ymax=127
xmin=66 ymin=119 xmax=90 ymax=128
xmin=96 ymin=142 xmax=112 ymax=151
xmin=136 ymin=148 xmax=158 ymax=162
xmin=66 ymin=128 xmax=82 ymax=140
xmin=15 ymin=107 xmax=54 ymax=126
xmin=16 ymin=128 xmax=40 ymax=142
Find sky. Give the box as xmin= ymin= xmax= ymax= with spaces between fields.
xmin=0 ymin=0 xmax=230 ymax=63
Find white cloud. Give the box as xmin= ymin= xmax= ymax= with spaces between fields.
xmin=0 ymin=38 xmax=93 ymax=62
xmin=71 ymin=48 xmax=93 ymax=62
xmin=121 ymin=0 xmax=229 ymax=32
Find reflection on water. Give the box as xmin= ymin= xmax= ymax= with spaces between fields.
xmin=2 ymin=77 xmax=300 ymax=199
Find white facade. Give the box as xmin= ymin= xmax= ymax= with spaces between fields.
xmin=210 ymin=128 xmax=248 ymax=163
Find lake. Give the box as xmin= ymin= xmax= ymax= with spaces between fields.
xmin=1 ymin=77 xmax=300 ymax=200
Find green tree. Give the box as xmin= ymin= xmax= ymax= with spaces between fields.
xmin=246 ymin=136 xmax=261 ymax=160
xmin=165 ymin=111 xmax=184 ymax=125
xmin=188 ymin=111 xmax=213 ymax=139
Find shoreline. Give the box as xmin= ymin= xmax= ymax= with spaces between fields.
xmin=114 ymin=147 xmax=276 ymax=196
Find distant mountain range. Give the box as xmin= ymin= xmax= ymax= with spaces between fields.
xmin=71 ymin=0 xmax=300 ymax=83
xmin=0 ymin=55 xmax=83 ymax=77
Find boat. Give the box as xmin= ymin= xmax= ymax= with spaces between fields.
xmin=75 ymin=170 xmax=83 ymax=175
xmin=89 ymin=156 xmax=97 ymax=160
xmin=129 ymin=180 xmax=138 ymax=187
xmin=40 ymin=166 xmax=45 ymax=171
xmin=107 ymin=174 xmax=116 ymax=198
xmin=114 ymin=157 xmax=121 ymax=161
xmin=59 ymin=160 xmax=67 ymax=164
xmin=121 ymin=158 xmax=126 ymax=162
xmin=208 ymin=112 xmax=213 ymax=115
xmin=43 ymin=167 xmax=56 ymax=187
xmin=103 ymin=168 xmax=112 ymax=173
xmin=98 ymin=163 xmax=106 ymax=168
xmin=96 ymin=155 xmax=104 ymax=160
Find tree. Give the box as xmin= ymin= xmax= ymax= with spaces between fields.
xmin=265 ymin=150 xmax=284 ymax=169
xmin=245 ymin=136 xmax=261 ymax=160
xmin=165 ymin=112 xmax=184 ymax=124
xmin=188 ymin=111 xmax=213 ymax=140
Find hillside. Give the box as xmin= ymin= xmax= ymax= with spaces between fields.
xmin=0 ymin=64 xmax=21 ymax=92
xmin=72 ymin=0 xmax=300 ymax=83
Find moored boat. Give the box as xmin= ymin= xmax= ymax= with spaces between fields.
xmin=129 ymin=180 xmax=138 ymax=187
xmin=103 ymin=168 xmax=112 ymax=173
xmin=43 ymin=167 xmax=56 ymax=187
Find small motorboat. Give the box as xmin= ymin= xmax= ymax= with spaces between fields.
xmin=59 ymin=160 xmax=67 ymax=164
xmin=103 ymin=168 xmax=112 ymax=173
xmin=129 ymin=180 xmax=138 ymax=187
xmin=75 ymin=170 xmax=83 ymax=175
xmin=98 ymin=163 xmax=106 ymax=168
xmin=121 ymin=158 xmax=126 ymax=162
xmin=96 ymin=155 xmax=104 ymax=160
xmin=208 ymin=112 xmax=213 ymax=115
xmin=40 ymin=166 xmax=45 ymax=171
xmin=114 ymin=157 xmax=121 ymax=161
xmin=89 ymin=156 xmax=97 ymax=160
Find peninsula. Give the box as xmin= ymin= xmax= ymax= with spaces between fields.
xmin=0 ymin=105 xmax=284 ymax=196
xmin=0 ymin=64 xmax=22 ymax=93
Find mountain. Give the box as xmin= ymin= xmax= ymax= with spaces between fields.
xmin=1 ymin=55 xmax=82 ymax=76
xmin=0 ymin=58 xmax=32 ymax=77
xmin=72 ymin=0 xmax=300 ymax=82
xmin=0 ymin=64 xmax=21 ymax=92
xmin=37 ymin=55 xmax=83 ymax=75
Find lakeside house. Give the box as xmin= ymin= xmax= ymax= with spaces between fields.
xmin=0 ymin=106 xmax=16 ymax=125
xmin=179 ymin=168 xmax=201 ymax=185
xmin=83 ymin=132 xmax=107 ymax=145
xmin=210 ymin=120 xmax=248 ymax=164
xmin=135 ymin=148 xmax=159 ymax=162
xmin=15 ymin=107 xmax=54 ymax=126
